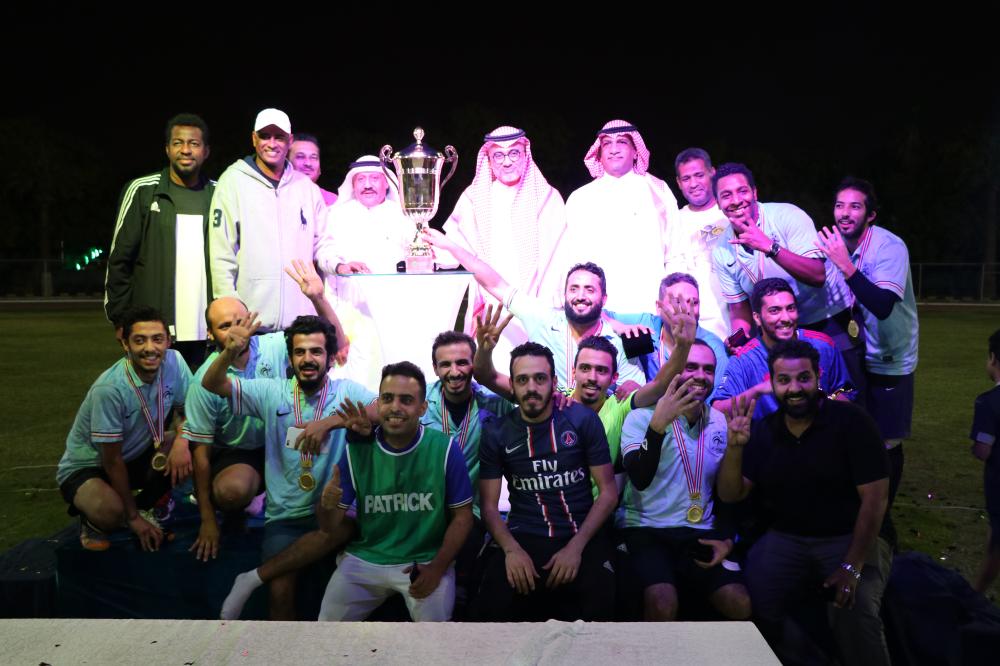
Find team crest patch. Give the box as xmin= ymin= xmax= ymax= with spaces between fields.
xmin=710 ymin=432 xmax=726 ymax=455
xmin=561 ymin=431 xmax=578 ymax=448
xmin=258 ymin=361 xmax=273 ymax=377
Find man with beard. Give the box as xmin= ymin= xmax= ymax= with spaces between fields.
xmin=422 ymin=228 xmax=644 ymax=390
xmin=471 ymin=342 xmax=618 ymax=621
xmin=289 ymin=133 xmax=337 ymax=206
xmin=663 ymin=148 xmax=731 ymax=340
xmin=105 ymin=113 xmax=214 ymax=368
xmin=711 ymin=278 xmax=851 ymax=420
xmin=57 ymin=306 xmax=192 ymax=551
xmin=182 ymin=260 xmax=345 ymax=561
xmin=317 ymin=362 xmax=474 ymax=621
xmin=717 ymin=340 xmax=891 ymax=665
xmin=438 ymin=126 xmax=567 ymax=360
xmin=618 ymin=341 xmax=752 ymax=621
xmin=710 ymin=163 xmax=861 ymax=390
xmin=815 ymin=177 xmax=918 ymax=503
xmin=563 ymin=120 xmax=678 ymax=313
xmin=472 ymin=299 xmax=698 ymax=492
xmin=209 ymin=108 xmax=339 ymax=332
xmin=202 ymin=312 xmax=375 ymax=619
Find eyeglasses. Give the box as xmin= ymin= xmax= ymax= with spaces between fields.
xmin=490 ymin=148 xmax=522 ymax=165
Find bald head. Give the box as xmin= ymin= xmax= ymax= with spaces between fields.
xmin=206 ymin=297 xmax=250 ymax=351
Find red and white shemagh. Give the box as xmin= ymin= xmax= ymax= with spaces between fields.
xmin=469 ymin=126 xmax=557 ymax=287
xmin=582 ymin=119 xmax=651 ymax=179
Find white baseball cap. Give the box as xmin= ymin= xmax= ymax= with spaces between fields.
xmin=253 ymin=108 xmax=291 ymax=134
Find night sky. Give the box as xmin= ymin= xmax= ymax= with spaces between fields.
xmin=4 ymin=12 xmax=996 ymax=279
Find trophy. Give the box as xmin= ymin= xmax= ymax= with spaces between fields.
xmin=380 ymin=128 xmax=458 ymax=273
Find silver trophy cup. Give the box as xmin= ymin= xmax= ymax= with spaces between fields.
xmin=380 ymin=127 xmax=458 ymax=273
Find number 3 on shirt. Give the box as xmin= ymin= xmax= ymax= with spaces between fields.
xmin=212 ymin=209 xmax=222 ymax=228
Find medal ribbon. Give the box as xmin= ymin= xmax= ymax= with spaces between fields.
xmin=670 ymin=409 xmax=706 ymax=500
xmin=293 ymin=379 xmax=330 ymax=465
xmin=124 ymin=365 xmax=164 ymax=445
xmin=440 ymin=394 xmax=474 ymax=452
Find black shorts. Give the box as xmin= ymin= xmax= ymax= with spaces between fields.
xmin=623 ymin=526 xmax=743 ymax=594
xmin=58 ymin=445 xmax=170 ymax=515
xmin=208 ymin=445 xmax=265 ymax=480
xmin=865 ymin=372 xmax=914 ymax=440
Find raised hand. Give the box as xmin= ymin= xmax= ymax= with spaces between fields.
xmin=649 ymin=375 xmax=700 ymax=433
xmin=660 ymin=294 xmax=696 ymax=347
xmin=725 ymin=394 xmax=756 ymax=449
xmin=226 ymin=312 xmax=260 ymax=354
xmin=320 ymin=465 xmax=343 ymax=510
xmin=815 ymin=226 xmax=855 ymax=276
xmin=335 ymin=399 xmax=373 ymax=438
xmin=728 ymin=216 xmax=771 ymax=253
xmin=474 ymin=303 xmax=513 ymax=355
xmin=285 ymin=259 xmax=325 ymax=298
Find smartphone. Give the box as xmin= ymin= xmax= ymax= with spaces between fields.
xmin=621 ymin=330 xmax=655 ymax=358
xmin=727 ymin=328 xmax=750 ymax=349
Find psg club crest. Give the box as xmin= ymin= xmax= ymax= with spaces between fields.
xmin=561 ymin=431 xmax=578 ymax=448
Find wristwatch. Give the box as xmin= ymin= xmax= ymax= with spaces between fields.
xmin=765 ymin=240 xmax=781 ymax=259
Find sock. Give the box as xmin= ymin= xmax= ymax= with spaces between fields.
xmin=220 ymin=569 xmax=263 ymax=620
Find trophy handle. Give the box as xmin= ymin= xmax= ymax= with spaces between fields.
xmin=378 ymin=144 xmax=400 ymax=191
xmin=440 ymin=145 xmax=459 ymax=188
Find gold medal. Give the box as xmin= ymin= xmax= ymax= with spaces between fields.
xmin=686 ymin=504 xmax=704 ymax=524
xmin=298 ymin=456 xmax=315 ymax=491
xmin=151 ymin=451 xmax=168 ymax=471
xmin=151 ymin=439 xmax=167 ymax=471
xmin=847 ymin=320 xmax=860 ymax=340
xmin=298 ymin=471 xmax=316 ymax=491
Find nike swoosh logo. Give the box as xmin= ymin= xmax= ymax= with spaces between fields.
xmin=505 ymin=443 xmax=525 ymax=454
xmin=726 ymin=262 xmax=736 ymax=267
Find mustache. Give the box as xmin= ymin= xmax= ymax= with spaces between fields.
xmin=299 ymin=363 xmax=320 ymax=371
xmin=523 ymin=392 xmax=543 ymax=401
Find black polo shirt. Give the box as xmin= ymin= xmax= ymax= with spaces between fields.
xmin=742 ymin=398 xmax=889 ymax=537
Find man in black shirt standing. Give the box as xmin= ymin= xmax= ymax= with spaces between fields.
xmin=972 ymin=328 xmax=1000 ymax=593
xmin=718 ymin=339 xmax=890 ymax=665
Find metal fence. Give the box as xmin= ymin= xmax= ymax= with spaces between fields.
xmin=2 ymin=258 xmax=999 ymax=302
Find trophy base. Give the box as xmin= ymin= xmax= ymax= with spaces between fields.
xmin=404 ymin=255 xmax=435 ymax=274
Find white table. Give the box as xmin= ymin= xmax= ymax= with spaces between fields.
xmin=331 ymin=271 xmax=471 ymax=382
xmin=0 ymin=618 xmax=779 ymax=665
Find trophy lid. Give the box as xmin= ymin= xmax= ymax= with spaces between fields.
xmin=393 ymin=127 xmax=445 ymax=160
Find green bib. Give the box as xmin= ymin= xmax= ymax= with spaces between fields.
xmin=345 ymin=427 xmax=450 ymax=565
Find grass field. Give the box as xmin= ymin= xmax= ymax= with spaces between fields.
xmin=1 ymin=302 xmax=997 ymax=594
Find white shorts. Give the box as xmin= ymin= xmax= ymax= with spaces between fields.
xmin=318 ymin=551 xmax=455 ymax=622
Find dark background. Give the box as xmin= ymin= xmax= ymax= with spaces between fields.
xmin=2 ymin=10 xmax=997 ymax=294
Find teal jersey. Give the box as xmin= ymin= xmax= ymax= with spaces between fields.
xmin=618 ymin=406 xmax=728 ymax=529
xmin=421 ymin=381 xmax=515 ymax=518
xmin=57 ymin=351 xmax=192 ymax=484
xmin=182 ymin=333 xmax=288 ymax=449
xmin=231 ymin=375 xmax=376 ymax=523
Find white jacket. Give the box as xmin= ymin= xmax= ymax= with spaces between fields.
xmin=209 ymin=157 xmax=337 ymax=331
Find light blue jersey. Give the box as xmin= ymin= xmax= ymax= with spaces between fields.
xmin=505 ymin=289 xmax=646 ymax=390
xmin=605 ymin=310 xmax=728 ymax=398
xmin=420 ymin=381 xmax=515 ymax=518
xmin=713 ymin=202 xmax=853 ymax=325
xmin=618 ymin=406 xmax=728 ymax=529
xmin=230 ymin=375 xmax=376 ymax=523
xmin=57 ymin=351 xmax=191 ymax=484
xmin=182 ymin=333 xmax=288 ymax=449
xmin=850 ymin=226 xmax=919 ymax=375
